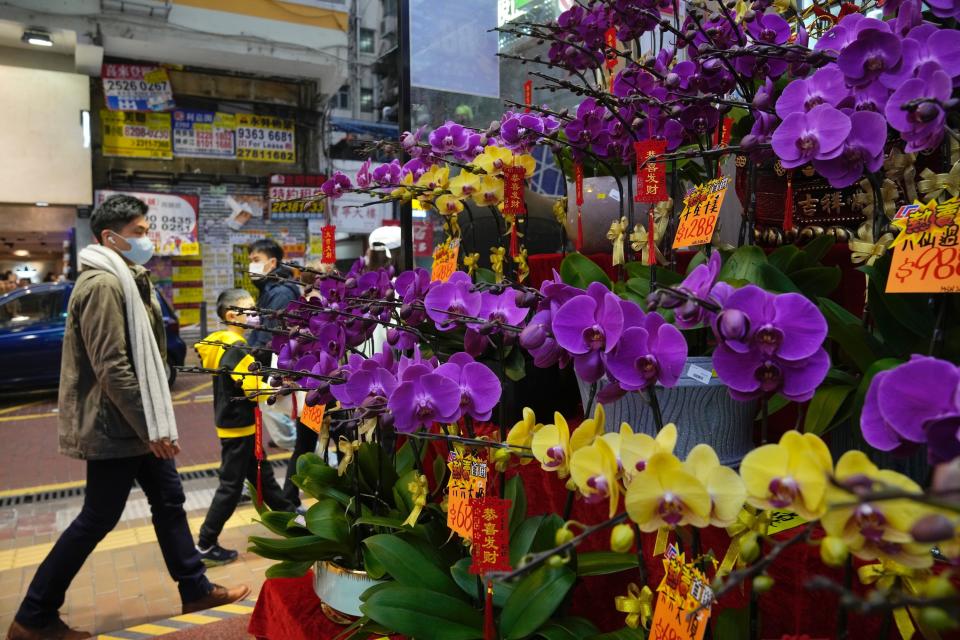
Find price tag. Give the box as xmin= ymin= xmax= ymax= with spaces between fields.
xmin=886 ymin=197 xmax=960 ymax=293
xmin=673 ymin=177 xmax=728 ymax=249
xmin=447 ymin=453 xmax=487 ymax=539
xmin=431 ymin=238 xmax=460 ymax=283
xmin=652 ymin=545 xmax=712 ymax=640
xmin=767 ymin=511 xmax=805 ymax=535
xmin=300 ymin=402 xmax=326 ymax=433
xmin=686 ymin=364 xmax=712 ymax=385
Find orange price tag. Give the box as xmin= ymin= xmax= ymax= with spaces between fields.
xmin=651 ymin=545 xmax=712 ymax=640
xmin=446 ymin=454 xmax=487 ymax=539
xmin=673 ymin=177 xmax=728 ymax=250
xmin=886 ymin=197 xmax=960 ymax=293
xmin=300 ymin=402 xmax=326 ymax=433
xmin=650 ymin=592 xmax=709 ymax=640
xmin=431 ymin=238 xmax=461 ymax=283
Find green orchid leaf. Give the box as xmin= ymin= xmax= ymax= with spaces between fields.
xmin=818 ymin=297 xmax=882 ymax=373
xmin=362 ymin=545 xmax=388 ymax=580
xmin=394 ymin=441 xmax=417 ymax=477
xmin=361 ymin=584 xmax=483 ymax=640
xmin=799 ymin=234 xmax=835 ymax=268
xmin=475 ymin=267 xmax=497 ymax=284
xmin=247 ymin=534 xmax=350 ymax=562
xmin=450 ymin=557 xmax=516 ymax=608
xmin=362 ymin=533 xmax=460 ymax=594
xmin=684 ymin=250 xmax=709 ymax=275
xmin=505 ymin=345 xmax=528 ymax=382
xmin=560 ymin=252 xmax=612 ymax=290
xmin=767 ymin=244 xmax=801 ymax=273
xmin=354 ymin=515 xmax=408 ymax=530
xmin=509 ymin=515 xmax=545 ymax=568
xmin=500 ymin=565 xmax=577 ymax=640
xmin=757 ymin=263 xmax=800 ymax=294
xmin=576 ymin=551 xmax=640 ymax=576
xmin=791 ymin=266 xmax=841 ymax=298
xmin=754 ymin=393 xmax=790 ymax=421
xmin=588 ymin=628 xmax=647 ymax=639
xmin=264 ymin=560 xmax=313 ymax=579
xmin=254 ymin=510 xmax=297 ymax=537
xmin=536 ymin=618 xmax=600 ymax=640
xmin=803 ymin=384 xmax=855 ymax=435
xmin=718 ymin=245 xmax=767 ymax=284
xmin=505 ymin=475 xmax=528 ymax=538
xmin=712 ymin=606 xmax=750 ymax=640
xmin=358 ymin=441 xmax=399 ymax=495
xmin=305 ymin=499 xmax=352 ymax=544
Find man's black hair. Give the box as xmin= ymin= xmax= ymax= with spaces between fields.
xmin=216 ymin=288 xmax=254 ymax=322
xmin=248 ymin=238 xmax=284 ymax=262
xmin=90 ymin=194 xmax=149 ymax=242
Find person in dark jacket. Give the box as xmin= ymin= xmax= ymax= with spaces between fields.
xmin=194 ymin=289 xmax=295 ymax=567
xmin=246 ymin=238 xmax=300 ymax=353
xmin=8 ymin=195 xmax=248 ymax=640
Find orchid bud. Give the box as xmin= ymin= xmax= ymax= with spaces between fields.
xmin=677 ymin=299 xmax=699 ymax=320
xmin=555 ymin=526 xmax=575 ymax=546
xmin=519 ymin=323 xmax=547 ymax=350
xmin=717 ymin=309 xmax=750 ymax=342
xmin=665 ymin=72 xmax=680 ymax=89
xmin=269 ymin=376 xmax=282 ymax=388
xmin=915 ymin=102 xmax=940 ymax=123
xmin=910 ymin=514 xmax=955 ymax=543
xmin=919 ymin=608 xmax=957 ymax=632
xmin=379 ymin=412 xmax=394 ymax=429
xmin=266 ymin=394 xmax=277 ymax=405
xmin=922 ymin=576 xmax=957 ymax=600
xmin=515 ymin=290 xmax=537 ymax=308
xmin=344 ymin=277 xmax=357 ymax=289
xmin=477 ymin=321 xmax=498 ymax=336
xmin=658 ymin=290 xmax=684 ymax=310
xmin=819 ymin=536 xmax=849 ymax=568
xmin=547 ymin=554 xmax=568 ymax=568
xmin=739 ymin=532 xmax=760 ymax=563
xmin=610 ymin=524 xmax=635 ymax=553
xmin=399 ymin=303 xmax=415 ymax=320
xmin=247 ymin=361 xmax=261 ymax=372
xmin=305 ymin=389 xmax=321 ymax=407
xmin=492 ymin=448 xmax=512 ymax=468
xmin=752 ymin=574 xmax=774 ymax=594
xmin=386 ymin=328 xmax=400 ymax=345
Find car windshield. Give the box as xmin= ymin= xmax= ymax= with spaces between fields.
xmin=0 ymin=290 xmax=64 ymax=329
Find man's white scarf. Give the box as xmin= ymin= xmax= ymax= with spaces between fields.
xmin=79 ymin=244 xmax=178 ymax=442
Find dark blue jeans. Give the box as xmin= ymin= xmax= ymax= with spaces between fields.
xmin=16 ymin=455 xmax=212 ymax=629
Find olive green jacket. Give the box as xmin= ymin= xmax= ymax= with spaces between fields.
xmin=58 ymin=265 xmax=167 ymax=460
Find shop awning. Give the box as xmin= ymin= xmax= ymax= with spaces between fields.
xmin=330 ymin=117 xmax=399 ymax=138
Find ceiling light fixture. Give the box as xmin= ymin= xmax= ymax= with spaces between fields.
xmin=22 ymin=29 xmax=53 ymax=47
xmin=35 ymin=201 xmax=49 ymax=207
xmin=13 ymin=249 xmax=30 ymax=257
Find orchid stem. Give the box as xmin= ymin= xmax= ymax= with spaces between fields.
xmin=648 ymin=387 xmax=665 ymax=432
xmin=761 ymin=396 xmax=770 ymax=445
xmin=562 ymin=490 xmax=576 ymax=522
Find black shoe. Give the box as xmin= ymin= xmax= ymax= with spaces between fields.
xmin=197 ymin=544 xmax=239 ymax=567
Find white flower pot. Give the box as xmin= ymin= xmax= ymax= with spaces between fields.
xmin=313 ymin=560 xmax=384 ymax=621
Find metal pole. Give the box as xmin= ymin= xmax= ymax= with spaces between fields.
xmin=398 ymin=0 xmax=414 ymax=272
xmin=199 ymin=300 xmax=208 ymax=340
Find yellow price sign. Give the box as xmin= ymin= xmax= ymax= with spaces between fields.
xmin=431 ymin=238 xmax=461 ymax=283
xmin=673 ymin=177 xmax=728 ymax=250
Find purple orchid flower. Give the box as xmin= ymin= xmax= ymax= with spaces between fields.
xmin=605 ymin=312 xmax=687 ymax=394
xmin=429 ymin=121 xmax=470 ymax=156
xmin=925 ymin=0 xmax=960 ymax=20
xmin=401 ymin=125 xmax=427 ymax=158
xmin=395 ymin=268 xmax=432 ymax=325
xmin=372 ymin=160 xmax=403 ymax=186
xmin=401 ymin=157 xmax=433 ymax=181
xmin=837 ymin=27 xmax=904 ymax=88
xmin=713 ymin=342 xmax=830 ymax=402
xmin=861 ymin=356 xmax=960 ymax=464
xmin=885 ymin=64 xmax=951 ymax=153
xmin=885 ymin=27 xmax=960 ymax=88
xmin=423 ymin=271 xmax=482 ymax=331
xmin=551 ymin=282 xmax=625 ymax=383
xmin=672 ymin=252 xmax=723 ymax=329
xmin=846 ymin=81 xmax=892 ymax=114
xmin=474 ymin=290 xmax=529 ymax=331
xmin=775 ymin=65 xmax=849 ymax=119
xmin=771 ymin=104 xmax=851 ymax=169
xmin=388 ymin=363 xmax=462 ymax=432
xmin=564 ymin=99 xmax=611 ymax=159
xmin=331 ymin=359 xmax=398 ymax=409
xmin=305 ymin=319 xmax=346 ymax=361
xmin=697 ymin=58 xmax=737 ymax=96
xmin=499 ymin=112 xmax=560 ymax=153
xmin=814 ymin=15 xmax=888 ymax=55
xmin=678 ymin=103 xmax=721 ymax=137
xmin=741 ymin=111 xmax=779 ymax=159
xmin=813 ymin=111 xmax=887 ymax=189
xmin=435 ymin=353 xmax=502 ymax=422
xmin=321 ymin=172 xmax=351 ymax=200
xmin=520 ymin=309 xmax=568 ymax=369
xmin=458 ymin=132 xmax=487 ymax=162
xmin=356 ymin=158 xmax=373 ymax=188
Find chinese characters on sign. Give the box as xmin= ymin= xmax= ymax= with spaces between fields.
xmin=95 ymin=190 xmax=198 ymax=256
xmin=236 ymin=115 xmax=296 ymax=163
xmin=502 ymin=166 xmax=527 ymax=215
xmin=446 ymin=452 xmax=488 ymax=540
xmin=673 ymin=177 xmax=729 ymax=250
xmin=634 ymin=140 xmax=667 ymax=204
xmin=268 ymin=174 xmax=326 ymax=218
xmin=523 ymin=79 xmax=533 ymax=113
xmin=101 ymin=64 xmax=175 ymax=112
xmin=650 ymin=544 xmax=712 ymax=640
xmin=321 ymin=225 xmax=337 ymax=264
xmin=431 ymin=238 xmax=460 ymax=282
xmin=886 ymin=196 xmax=960 ymax=293
xmin=469 ymin=496 xmax=512 ymax=575
xmin=101 ymin=110 xmax=173 ymax=159
xmin=172 ymin=110 xmax=236 ymax=158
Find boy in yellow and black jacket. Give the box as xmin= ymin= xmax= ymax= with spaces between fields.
xmin=194 ymin=288 xmax=295 ymax=566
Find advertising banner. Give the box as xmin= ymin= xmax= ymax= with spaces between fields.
xmin=236 ymin=114 xmax=296 ymax=163
xmin=94 ymin=190 xmax=199 ymax=256
xmin=172 ymin=110 xmax=236 ymax=158
xmin=101 ymin=64 xmax=175 ymax=112
xmin=101 ymin=110 xmax=172 ymax=159
xmin=268 ymin=174 xmax=326 ymax=219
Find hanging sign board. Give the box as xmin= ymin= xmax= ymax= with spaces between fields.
xmin=886 ymin=197 xmax=960 ymax=293
xmin=101 ymin=110 xmax=172 ymax=159
xmin=673 ymin=177 xmax=729 ymax=249
xmin=236 ymin=115 xmax=296 ymax=163
xmin=172 ymin=110 xmax=236 ymax=158
xmin=101 ymin=64 xmax=175 ymax=112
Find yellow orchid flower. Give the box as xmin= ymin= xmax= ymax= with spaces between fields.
xmin=449 ymin=171 xmax=481 ymax=199
xmin=570 ymin=436 xmax=621 ymax=517
xmin=473 ymin=145 xmax=514 ymax=176
xmin=472 ymin=175 xmax=504 ymax=207
xmin=570 ymin=403 xmax=606 ymax=453
xmin=740 ymin=431 xmax=833 ymax=520
xmin=822 ymin=451 xmax=934 ymax=569
xmin=620 ymin=423 xmax=677 ymax=482
xmin=389 ymin=171 xmax=414 ymax=202
xmin=416 ymin=165 xmax=449 ymax=190
xmin=531 ymin=411 xmax=572 ymax=478
xmin=683 ymin=444 xmax=747 ymax=528
xmin=513 ymin=153 xmax=536 ymax=177
xmin=435 ymin=194 xmax=464 ymax=217
xmin=625 ymin=452 xmax=711 ymax=532
xmin=495 ymin=407 xmax=542 ymax=471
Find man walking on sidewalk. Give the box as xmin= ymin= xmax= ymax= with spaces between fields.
xmin=7 ymin=195 xmax=248 ymax=640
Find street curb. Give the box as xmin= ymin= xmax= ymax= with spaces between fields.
xmin=94 ymin=598 xmax=257 ymax=639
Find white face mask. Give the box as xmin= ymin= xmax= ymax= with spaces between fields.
xmin=248 ymin=262 xmax=265 ymax=277
xmin=108 ymin=233 xmax=155 ymax=265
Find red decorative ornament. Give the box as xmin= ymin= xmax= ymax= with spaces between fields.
xmin=575 ymin=163 xmax=584 ymax=252
xmin=523 ymin=79 xmax=533 ymax=113
xmin=648 ymin=205 xmax=656 ymax=267
xmin=321 ymin=225 xmax=337 ymax=264
xmin=502 ymin=166 xmax=526 ymax=216
xmin=783 ymin=171 xmax=795 ymax=232
xmin=634 ymin=140 xmax=667 ymax=204
xmin=254 ymin=405 xmax=264 ymax=506
xmin=605 ymin=27 xmax=618 ymax=70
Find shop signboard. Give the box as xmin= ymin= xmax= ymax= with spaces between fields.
xmin=94 ymin=190 xmax=199 ymax=256
xmin=101 ymin=110 xmax=173 ymax=159
xmin=172 ymin=110 xmax=236 ymax=158
xmin=268 ymin=174 xmax=326 ymax=219
xmin=236 ymin=115 xmax=296 ymax=163
xmin=329 ymin=192 xmax=391 ymax=234
xmin=101 ymin=64 xmax=175 ymax=112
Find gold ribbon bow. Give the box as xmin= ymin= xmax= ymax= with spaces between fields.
xmin=463 ymin=252 xmax=480 ymax=277
xmin=719 ymin=507 xmax=769 ymax=576
xmin=490 ymin=246 xmax=506 ymax=283
xmin=607 ymin=216 xmax=629 ymax=266
xmin=615 ymin=583 xmax=654 ymax=630
xmin=884 ymin=148 xmax=918 ymax=202
xmin=849 ymin=223 xmax=895 ymax=267
xmin=857 ymin=561 xmax=926 ymax=640
xmin=552 ymin=196 xmax=568 ymax=226
xmin=337 ymin=436 xmax=361 ymax=477
xmin=628 ymin=200 xmax=671 ymax=265
xmin=402 ymin=473 xmax=429 ymax=527
xmin=918 ymin=161 xmax=960 ymax=202
xmin=853 ymin=178 xmax=900 ymax=221
xmin=513 ymin=247 xmax=529 ymax=283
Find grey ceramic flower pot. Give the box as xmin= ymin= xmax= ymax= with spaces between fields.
xmin=577 ymin=357 xmax=757 ymax=467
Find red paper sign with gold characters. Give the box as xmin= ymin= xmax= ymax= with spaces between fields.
xmin=321 ymin=225 xmax=337 ymax=264
xmin=502 ymin=166 xmax=527 ymax=215
xmin=650 ymin=544 xmax=713 ymax=640
xmin=886 ymin=196 xmax=960 ymax=294
xmin=673 ymin=177 xmax=729 ymax=249
xmin=469 ymin=496 xmax=512 ymax=575
xmin=634 ymin=140 xmax=667 ymax=204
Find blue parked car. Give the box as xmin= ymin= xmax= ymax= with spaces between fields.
xmin=0 ymin=282 xmax=187 ymax=390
